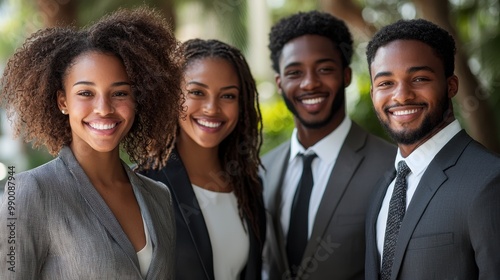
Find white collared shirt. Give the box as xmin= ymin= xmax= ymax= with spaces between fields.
xmin=376 ymin=120 xmax=462 ymax=262
xmin=280 ymin=117 xmax=352 ymax=240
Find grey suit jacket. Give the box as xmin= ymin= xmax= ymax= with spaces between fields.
xmin=0 ymin=146 xmax=176 ymax=280
xmin=365 ymin=130 xmax=500 ymax=279
xmin=261 ymin=122 xmax=396 ymax=280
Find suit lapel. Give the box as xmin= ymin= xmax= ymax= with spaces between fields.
xmin=162 ymin=150 xmax=214 ymax=280
xmin=300 ymin=123 xmax=366 ymax=269
xmin=366 ymin=169 xmax=396 ymax=278
xmin=263 ymin=143 xmax=291 ymax=272
xmin=59 ymin=146 xmax=141 ymax=274
xmin=127 ymin=168 xmax=161 ymax=279
xmin=390 ymin=130 xmax=471 ymax=279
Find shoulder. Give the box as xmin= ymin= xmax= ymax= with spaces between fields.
xmin=348 ymin=122 xmax=397 ymax=156
xmin=8 ymin=158 xmax=64 ymax=198
xmin=133 ymin=170 xmax=172 ymax=198
xmin=261 ymin=141 xmax=290 ymax=166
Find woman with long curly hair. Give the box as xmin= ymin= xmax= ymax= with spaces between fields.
xmin=141 ymin=39 xmax=265 ymax=280
xmin=0 ymin=7 xmax=182 ymax=279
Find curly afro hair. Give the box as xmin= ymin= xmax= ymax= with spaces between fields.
xmin=366 ymin=18 xmax=456 ymax=78
xmin=0 ymin=7 xmax=183 ymax=170
xmin=181 ymin=38 xmax=263 ymax=241
xmin=268 ymin=10 xmax=353 ymax=73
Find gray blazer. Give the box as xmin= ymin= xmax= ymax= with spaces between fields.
xmin=0 ymin=146 xmax=175 ymax=280
xmin=261 ymin=122 xmax=396 ymax=280
xmin=365 ymin=130 xmax=500 ymax=279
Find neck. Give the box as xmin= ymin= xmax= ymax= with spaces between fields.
xmin=176 ymin=135 xmax=232 ymax=192
xmin=399 ymin=117 xmax=455 ymax=157
xmin=69 ymin=143 xmax=128 ymax=188
xmin=296 ymin=111 xmax=345 ymax=149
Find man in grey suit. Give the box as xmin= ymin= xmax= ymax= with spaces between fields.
xmin=260 ymin=11 xmax=396 ymax=280
xmin=365 ymin=19 xmax=500 ymax=279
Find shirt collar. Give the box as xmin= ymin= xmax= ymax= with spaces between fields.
xmin=395 ymin=120 xmax=462 ymax=176
xmin=289 ymin=117 xmax=352 ymax=164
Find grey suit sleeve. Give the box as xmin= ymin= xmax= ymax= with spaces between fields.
xmin=0 ymin=173 xmax=50 ymax=279
xmin=468 ymin=172 xmax=500 ymax=278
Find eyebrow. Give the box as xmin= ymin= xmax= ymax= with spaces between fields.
xmin=373 ymin=66 xmax=436 ymax=80
xmin=72 ymin=81 xmax=131 ymax=87
xmin=186 ymin=81 xmax=239 ymax=91
xmin=283 ymin=58 xmax=338 ymax=70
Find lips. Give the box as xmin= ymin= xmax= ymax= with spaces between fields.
xmin=195 ymin=119 xmax=222 ymax=129
xmin=301 ymin=97 xmax=325 ymax=105
xmin=88 ymin=122 xmax=118 ymax=130
xmin=392 ymin=108 xmax=420 ymax=116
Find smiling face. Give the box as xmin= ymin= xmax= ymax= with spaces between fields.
xmin=57 ymin=51 xmax=135 ymax=154
xmin=276 ymin=34 xmax=351 ymax=136
xmin=370 ymin=39 xmax=458 ymax=155
xmin=178 ymin=57 xmax=240 ymax=149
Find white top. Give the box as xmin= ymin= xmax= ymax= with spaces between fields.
xmin=376 ymin=120 xmax=462 ymax=263
xmin=137 ymin=215 xmax=153 ymax=278
xmin=192 ymin=184 xmax=249 ymax=280
xmin=280 ymin=117 xmax=352 ymax=240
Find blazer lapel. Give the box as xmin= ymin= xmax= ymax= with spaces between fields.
xmin=390 ymin=130 xmax=471 ymax=279
xmin=162 ymin=150 xmax=214 ymax=280
xmin=58 ymin=147 xmax=141 ymax=274
xmin=300 ymin=123 xmax=366 ymax=270
xmin=262 ymin=143 xmax=291 ymax=270
xmin=127 ymin=168 xmax=162 ymax=279
xmin=366 ymin=169 xmax=396 ymax=279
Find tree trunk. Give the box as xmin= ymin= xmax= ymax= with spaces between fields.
xmin=319 ymin=0 xmax=376 ymax=41
xmin=37 ymin=0 xmax=77 ymax=27
xmin=413 ymin=0 xmax=500 ymax=152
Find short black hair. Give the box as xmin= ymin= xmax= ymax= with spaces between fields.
xmin=268 ymin=10 xmax=353 ymax=73
xmin=366 ymin=18 xmax=456 ymax=77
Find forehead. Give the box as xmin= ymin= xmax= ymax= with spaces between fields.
xmin=184 ymin=57 xmax=239 ymax=85
xmin=370 ymin=40 xmax=444 ymax=76
xmin=65 ymin=52 xmax=128 ymax=82
xmin=279 ymin=34 xmax=340 ymax=68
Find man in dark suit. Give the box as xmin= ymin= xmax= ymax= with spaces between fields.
xmin=365 ymin=18 xmax=500 ymax=279
xmin=260 ymin=11 xmax=396 ymax=280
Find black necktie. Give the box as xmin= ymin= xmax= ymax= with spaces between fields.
xmin=381 ymin=161 xmax=411 ymax=280
xmin=287 ymin=153 xmax=317 ymax=277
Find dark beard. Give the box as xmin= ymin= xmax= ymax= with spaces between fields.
xmin=378 ymin=90 xmax=452 ymax=145
xmin=281 ymin=85 xmax=345 ymax=129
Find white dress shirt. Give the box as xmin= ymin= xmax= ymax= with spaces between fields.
xmin=280 ymin=117 xmax=352 ymax=241
xmin=376 ymin=120 xmax=462 ymax=261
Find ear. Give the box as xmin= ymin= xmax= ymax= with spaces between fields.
xmin=57 ymin=90 xmax=67 ymax=111
xmin=369 ymin=86 xmax=374 ymax=99
xmin=447 ymin=75 xmax=459 ymax=98
xmin=343 ymin=67 xmax=352 ymax=87
xmin=274 ymin=73 xmax=283 ymax=95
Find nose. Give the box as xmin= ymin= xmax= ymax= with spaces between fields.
xmin=300 ymin=71 xmax=321 ymax=91
xmin=392 ymin=82 xmax=415 ymax=104
xmin=93 ymin=95 xmax=115 ymax=115
xmin=203 ymin=96 xmax=220 ymax=115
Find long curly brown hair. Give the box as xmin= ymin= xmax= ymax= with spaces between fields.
xmin=0 ymin=7 xmax=183 ymax=170
xmin=182 ymin=39 xmax=263 ymax=240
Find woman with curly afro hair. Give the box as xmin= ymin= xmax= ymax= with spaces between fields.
xmin=141 ymin=39 xmax=266 ymax=280
xmin=0 ymin=7 xmax=182 ymax=280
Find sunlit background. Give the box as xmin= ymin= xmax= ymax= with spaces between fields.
xmin=1 ymin=0 xmax=499 ymax=195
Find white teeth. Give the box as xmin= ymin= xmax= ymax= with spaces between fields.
xmin=393 ymin=109 xmax=419 ymax=116
xmin=302 ymin=97 xmax=324 ymax=105
xmin=197 ymin=119 xmax=222 ymax=128
xmin=89 ymin=123 xmax=117 ymax=130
